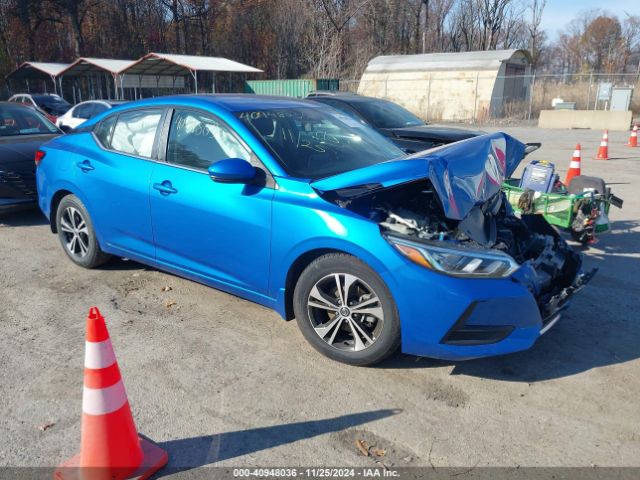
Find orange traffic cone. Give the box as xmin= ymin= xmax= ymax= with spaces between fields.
xmin=54 ymin=307 xmax=168 ymax=480
xmin=627 ymin=125 xmax=638 ymax=147
xmin=565 ymin=144 xmax=582 ymax=186
xmin=595 ymin=130 xmax=609 ymax=160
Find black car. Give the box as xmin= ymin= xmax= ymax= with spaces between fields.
xmin=0 ymin=102 xmax=62 ymax=212
xmin=307 ymin=92 xmax=481 ymax=153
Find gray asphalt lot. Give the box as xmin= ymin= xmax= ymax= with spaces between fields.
xmin=1 ymin=126 xmax=639 ymax=475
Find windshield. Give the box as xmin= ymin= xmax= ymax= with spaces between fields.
xmin=0 ymin=104 xmax=59 ymax=136
xmin=353 ymin=99 xmax=424 ymax=129
xmin=32 ymin=95 xmax=72 ymax=115
xmin=236 ymin=106 xmax=405 ymax=179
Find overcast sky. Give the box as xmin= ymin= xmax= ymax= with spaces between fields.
xmin=540 ymin=0 xmax=636 ymax=39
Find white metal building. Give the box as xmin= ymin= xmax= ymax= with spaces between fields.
xmin=5 ymin=53 xmax=262 ymax=101
xmin=58 ymin=58 xmax=136 ymax=102
xmin=358 ymin=49 xmax=532 ymax=121
xmin=122 ymin=53 xmax=263 ymax=93
xmin=5 ymin=62 xmax=70 ymax=95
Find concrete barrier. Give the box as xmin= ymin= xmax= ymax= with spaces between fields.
xmin=538 ymin=110 xmax=632 ymax=131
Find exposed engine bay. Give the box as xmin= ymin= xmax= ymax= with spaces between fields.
xmin=341 ymin=179 xmax=594 ymax=319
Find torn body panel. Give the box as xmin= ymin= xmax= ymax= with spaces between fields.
xmin=312 ymin=133 xmax=594 ymax=339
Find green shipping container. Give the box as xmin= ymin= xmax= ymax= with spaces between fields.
xmin=244 ymin=79 xmax=339 ymax=98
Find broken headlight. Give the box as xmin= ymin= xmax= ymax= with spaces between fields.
xmin=386 ymin=235 xmax=520 ymax=278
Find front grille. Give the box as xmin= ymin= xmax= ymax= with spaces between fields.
xmin=441 ymin=302 xmax=515 ymax=346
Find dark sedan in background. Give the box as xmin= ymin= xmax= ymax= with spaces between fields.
xmin=8 ymin=93 xmax=72 ymax=123
xmin=0 ymin=102 xmax=62 ymax=213
xmin=307 ymin=92 xmax=481 ymax=153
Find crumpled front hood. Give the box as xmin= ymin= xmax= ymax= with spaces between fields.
xmin=384 ymin=124 xmax=480 ymax=143
xmin=311 ymin=132 xmax=526 ymax=221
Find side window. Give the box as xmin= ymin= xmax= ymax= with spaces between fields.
xmin=74 ymin=104 xmax=92 ymax=119
xmin=166 ymin=109 xmax=251 ymax=170
xmin=91 ymin=104 xmax=109 ymax=118
xmin=94 ymin=115 xmax=117 ymax=148
xmin=110 ymin=109 xmax=162 ymax=158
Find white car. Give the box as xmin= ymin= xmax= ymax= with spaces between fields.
xmin=56 ymin=100 xmax=124 ymax=131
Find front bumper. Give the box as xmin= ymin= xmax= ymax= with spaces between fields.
xmin=386 ymin=260 xmax=594 ymax=361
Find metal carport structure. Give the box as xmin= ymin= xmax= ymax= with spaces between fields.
xmin=58 ymin=57 xmax=135 ymax=102
xmin=122 ymin=53 xmax=263 ymax=93
xmin=5 ymin=62 xmax=70 ymax=95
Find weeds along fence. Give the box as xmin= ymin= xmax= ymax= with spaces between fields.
xmin=339 ymin=73 xmax=640 ymax=125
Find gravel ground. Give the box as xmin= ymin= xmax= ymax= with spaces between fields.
xmin=1 ymin=126 xmax=639 ymax=475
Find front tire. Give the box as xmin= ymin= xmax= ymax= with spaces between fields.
xmin=55 ymin=195 xmax=111 ymax=268
xmin=293 ymin=253 xmax=400 ymax=366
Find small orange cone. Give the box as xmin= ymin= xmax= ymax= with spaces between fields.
xmin=595 ymin=130 xmax=609 ymax=160
xmin=54 ymin=307 xmax=168 ymax=480
xmin=565 ymin=144 xmax=582 ymax=185
xmin=627 ymin=125 xmax=638 ymax=147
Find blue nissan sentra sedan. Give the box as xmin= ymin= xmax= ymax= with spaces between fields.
xmin=36 ymin=95 xmax=594 ymax=366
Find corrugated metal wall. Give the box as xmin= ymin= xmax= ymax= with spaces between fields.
xmin=244 ymin=79 xmax=339 ymax=97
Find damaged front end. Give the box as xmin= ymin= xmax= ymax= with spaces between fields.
xmin=312 ymin=133 xmax=595 ymax=331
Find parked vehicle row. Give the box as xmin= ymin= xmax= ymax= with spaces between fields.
xmin=31 ymin=94 xmax=595 ymax=366
xmin=56 ymin=100 xmax=124 ymax=132
xmin=8 ymin=93 xmax=72 ymax=123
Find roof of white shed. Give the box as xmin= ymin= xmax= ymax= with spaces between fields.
xmin=123 ymin=53 xmax=263 ymax=76
xmin=60 ymin=58 xmax=136 ymax=76
xmin=6 ymin=62 xmax=70 ymax=79
xmin=364 ymin=49 xmax=531 ymax=73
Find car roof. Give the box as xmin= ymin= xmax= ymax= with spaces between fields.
xmin=114 ymin=94 xmax=322 ymax=113
xmin=29 ymin=93 xmax=63 ymax=99
xmin=77 ymin=100 xmax=125 ymax=106
xmin=309 ymin=93 xmax=386 ymax=104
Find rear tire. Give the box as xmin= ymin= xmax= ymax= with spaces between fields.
xmin=293 ymin=253 xmax=400 ymax=366
xmin=55 ymin=195 xmax=111 ymax=269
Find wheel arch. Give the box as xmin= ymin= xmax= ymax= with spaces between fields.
xmin=282 ymin=248 xmax=341 ymax=321
xmin=280 ymin=244 xmax=390 ymax=321
xmin=49 ymin=189 xmax=74 ymax=233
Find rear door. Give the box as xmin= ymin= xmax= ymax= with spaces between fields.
xmin=149 ymin=107 xmax=274 ymax=294
xmin=73 ymin=108 xmax=165 ymax=259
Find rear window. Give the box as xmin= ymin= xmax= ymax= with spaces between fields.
xmin=32 ymin=95 xmax=71 ymax=116
xmin=0 ymin=104 xmax=59 ymax=137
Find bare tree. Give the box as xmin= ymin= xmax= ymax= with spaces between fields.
xmin=527 ymin=0 xmax=545 ymax=69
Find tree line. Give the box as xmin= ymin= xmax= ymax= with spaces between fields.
xmin=1 ymin=0 xmax=639 ymax=92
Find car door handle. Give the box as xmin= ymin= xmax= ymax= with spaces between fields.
xmin=76 ymin=160 xmax=94 ymax=172
xmin=153 ymin=181 xmax=178 ymax=195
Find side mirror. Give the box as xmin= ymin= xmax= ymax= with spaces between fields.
xmin=208 ymin=158 xmax=256 ymax=184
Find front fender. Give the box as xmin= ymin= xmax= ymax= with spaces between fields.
xmin=270 ymin=219 xmax=406 ymax=319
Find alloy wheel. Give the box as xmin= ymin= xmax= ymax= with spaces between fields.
xmin=306 ymin=273 xmax=385 ymax=352
xmin=59 ymin=206 xmax=90 ymax=259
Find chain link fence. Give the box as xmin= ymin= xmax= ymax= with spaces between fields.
xmin=338 ymin=73 xmax=640 ymax=126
